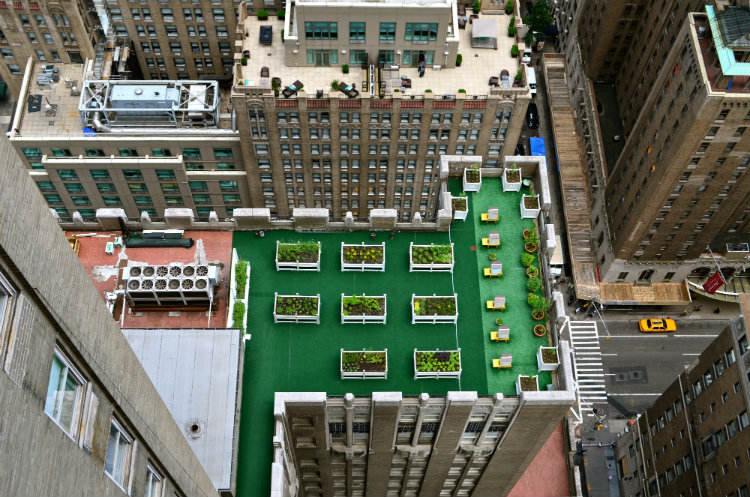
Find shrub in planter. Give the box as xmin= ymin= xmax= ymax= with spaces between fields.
xmin=277 ymin=9 xmax=285 ymax=19
xmin=451 ymin=197 xmax=467 ymax=211
xmin=527 ymin=276 xmax=541 ymax=292
xmin=241 ymin=57 xmax=248 ymax=66
xmin=511 ymin=44 xmax=519 ymax=58
xmin=489 ymin=253 xmax=497 ymax=261
xmin=342 ymin=64 xmax=349 ymax=74
xmin=232 ymin=301 xmax=246 ymax=332
xmin=505 ymin=0 xmax=514 ymax=15
xmin=521 ymin=252 xmax=535 ymax=267
xmin=473 ymin=0 xmax=481 ymax=13
xmin=257 ymin=9 xmax=268 ymax=20
xmin=281 ymin=29 xmax=284 ymax=41
xmin=508 ymin=17 xmax=516 ymax=37
xmin=466 ymin=164 xmax=480 ymax=183
xmin=525 ymin=241 xmax=537 ymax=253
xmin=526 ymin=265 xmax=538 ymax=277
xmin=458 ymin=88 xmax=466 ymax=93
xmin=523 ymin=226 xmax=539 ymax=244
xmin=534 ymin=324 xmax=547 ymax=337
xmin=425 ymin=89 xmax=433 ymax=93
xmin=515 ymin=69 xmax=523 ymax=82
xmin=331 ymin=79 xmax=340 ymax=92
xmin=456 ymin=54 xmax=463 ymax=67
xmin=235 ymin=260 xmax=248 ymax=297
xmin=532 ymin=308 xmax=545 ymax=321
xmin=495 ymin=317 xmax=503 ymax=326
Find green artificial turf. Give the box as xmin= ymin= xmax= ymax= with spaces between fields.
xmin=235 ymin=177 xmax=554 ymax=496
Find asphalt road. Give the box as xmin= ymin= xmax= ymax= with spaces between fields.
xmin=595 ymin=316 xmax=732 ymax=414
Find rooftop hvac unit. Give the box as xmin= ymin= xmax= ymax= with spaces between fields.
xmin=123 ymin=266 xmax=141 ymax=280
xmin=181 ymin=279 xmax=194 ymax=290
xmin=155 ymin=279 xmax=168 ymax=291
xmin=141 ymin=279 xmax=154 ymax=291
xmin=168 ymin=279 xmax=181 ymax=290
xmin=183 ymin=265 xmax=196 ymax=277
xmin=127 ymin=278 xmax=141 ymax=291
xmin=196 ymin=265 xmax=209 ymax=276
xmin=156 ymin=265 xmax=169 ymax=277
xmin=142 ymin=265 xmax=156 ymax=277
xmin=207 ymin=266 xmax=219 ymax=286
xmin=195 ymin=278 xmax=208 ymax=290
xmin=169 ymin=265 xmax=182 ymax=277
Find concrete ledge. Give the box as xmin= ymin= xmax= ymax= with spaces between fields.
xmin=369 ymin=209 xmax=398 ymax=230
xmin=164 ymin=208 xmax=195 ymax=229
xmin=372 ymin=392 xmax=403 ymax=405
xmin=292 ymin=208 xmax=329 ymax=230
xmin=234 ymin=208 xmax=272 ymax=229
xmin=96 ymin=208 xmax=128 ymax=229
xmin=447 ymin=391 xmax=478 ymax=404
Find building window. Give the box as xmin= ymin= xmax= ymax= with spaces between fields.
xmin=349 ymin=22 xmax=365 ymax=42
xmin=44 ymin=350 xmax=85 ymax=438
xmin=105 ymin=419 xmax=134 ymax=490
xmin=379 ymin=22 xmax=395 ymax=42
xmin=305 ymin=21 xmax=337 ymax=40
xmin=145 ymin=466 xmax=163 ymax=497
xmin=405 ymin=23 xmax=438 ymax=42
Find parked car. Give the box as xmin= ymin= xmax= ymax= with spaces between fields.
xmin=260 ymin=25 xmax=273 ymax=45
xmin=521 ymin=48 xmax=532 ymax=64
xmin=639 ymin=318 xmax=677 ymax=333
xmin=526 ymin=103 xmax=539 ymax=129
xmin=515 ymin=143 xmax=525 ymax=156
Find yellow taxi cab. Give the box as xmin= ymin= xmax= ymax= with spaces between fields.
xmin=639 ymin=318 xmax=677 ymax=333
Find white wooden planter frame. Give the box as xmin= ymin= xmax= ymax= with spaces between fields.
xmin=452 ymin=197 xmax=469 ymax=221
xmin=537 ymin=346 xmax=560 ymax=372
xmin=463 ymin=167 xmax=482 ymax=192
xmin=341 ymin=294 xmax=387 ymax=324
xmin=413 ymin=349 xmax=462 ymax=379
xmin=516 ymin=374 xmax=539 ymax=395
xmin=409 ymin=243 xmax=455 ymax=272
xmin=340 ymin=349 xmax=388 ymax=379
xmin=520 ymin=194 xmax=541 ymax=219
xmin=340 ymin=242 xmax=386 ymax=272
xmin=273 ymin=292 xmax=321 ymax=324
xmin=411 ymin=294 xmax=458 ymax=324
xmin=502 ymin=168 xmax=522 ymax=192
xmin=275 ymin=241 xmax=321 ymax=271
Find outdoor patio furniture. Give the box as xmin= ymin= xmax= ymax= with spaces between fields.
xmin=481 ymin=231 xmax=501 ymax=247
xmin=282 ymin=80 xmax=303 ymax=98
xmin=316 ymin=89 xmax=324 ymax=98
xmin=260 ymin=66 xmax=269 ymax=78
xmin=492 ymin=353 xmax=512 ymax=369
xmin=481 ymin=207 xmax=499 ymax=223
xmin=339 ymin=81 xmax=360 ymax=99
xmin=470 ymin=14 xmax=479 ymax=23
xmin=459 ymin=18 xmax=467 ymax=29
xmin=457 ymin=4 xmax=466 ymax=16
xmin=483 ymin=262 xmax=503 ymax=278
xmin=401 ymin=78 xmax=412 ymax=89
xmin=486 ymin=294 xmax=506 ymax=311
xmin=489 ymin=76 xmax=499 ymax=86
xmin=490 ymin=326 xmax=510 ymax=342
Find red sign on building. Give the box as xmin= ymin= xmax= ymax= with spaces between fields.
xmin=703 ymin=272 xmax=725 ymax=294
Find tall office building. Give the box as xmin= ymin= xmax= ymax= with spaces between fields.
xmin=613 ymin=295 xmax=750 ymax=497
xmin=9 ymin=0 xmax=532 ymax=224
xmin=554 ymin=1 xmax=749 ymax=290
xmin=0 ymin=133 xmax=220 ymax=496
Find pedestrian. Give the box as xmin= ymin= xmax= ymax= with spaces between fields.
xmin=575 ymin=307 xmax=581 ymax=314
xmin=714 ymin=307 xmax=720 ymax=314
xmin=418 ymin=60 xmax=425 ymax=78
xmin=598 ymin=442 xmax=602 ymax=448
xmin=610 ymin=442 xmax=615 ymax=448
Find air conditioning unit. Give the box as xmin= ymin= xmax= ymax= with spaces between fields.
xmin=123 ymin=266 xmax=142 ymax=280
xmin=207 ymin=266 xmax=219 ymax=286
xmin=196 ymin=265 xmax=209 ymax=277
xmin=154 ymin=279 xmax=168 ymax=291
xmin=183 ymin=265 xmax=196 ymax=277
xmin=168 ymin=264 xmax=183 ymax=277
xmin=127 ymin=278 xmax=141 ymax=291
xmin=142 ymin=265 xmax=156 ymax=277
xmin=155 ymin=265 xmax=169 ymax=277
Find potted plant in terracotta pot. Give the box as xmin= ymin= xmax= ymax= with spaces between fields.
xmin=489 ymin=252 xmax=497 ymax=261
xmin=533 ymin=324 xmax=547 ymax=337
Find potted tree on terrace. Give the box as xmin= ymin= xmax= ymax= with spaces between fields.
xmin=503 ymin=164 xmax=522 ymax=192
xmin=463 ymin=164 xmax=482 ymax=192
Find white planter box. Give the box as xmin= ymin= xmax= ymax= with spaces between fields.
xmin=463 ymin=167 xmax=482 ymax=192
xmin=411 ymin=294 xmax=458 ymax=324
xmin=273 ymin=292 xmax=321 ymax=324
xmin=502 ymin=168 xmax=522 ymax=192
xmin=340 ymin=349 xmax=388 ymax=379
xmin=413 ymin=349 xmax=462 ymax=379
xmin=537 ymin=346 xmax=560 ymax=372
xmin=341 ymin=242 xmax=386 ymax=272
xmin=275 ymin=241 xmax=321 ymax=271
xmin=520 ymin=195 xmax=541 ymax=219
xmin=516 ymin=375 xmax=539 ymax=395
xmin=341 ymin=294 xmax=387 ymax=324
xmin=227 ymin=248 xmax=251 ymax=334
xmin=452 ymin=197 xmax=468 ymax=221
xmin=409 ymin=243 xmax=454 ymax=272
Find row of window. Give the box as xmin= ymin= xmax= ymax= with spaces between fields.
xmin=128 ymin=24 xmax=228 ymax=39
xmin=305 ymin=22 xmax=440 ymax=43
xmin=44 ymin=349 xmax=165 ymax=496
xmin=116 ymin=7 xmax=227 ymax=21
xmin=41 ymin=180 xmax=239 ymax=194
xmin=53 ymin=207 xmax=233 ymax=222
xmin=45 ymin=193 xmax=241 ymax=207
xmin=140 ymin=41 xmax=231 ymax=55
xmin=24 ymin=147 xmax=232 ymax=160
xmin=263 ymin=143 xmax=483 ymax=156
xmin=277 ymin=111 xmax=496 ymax=124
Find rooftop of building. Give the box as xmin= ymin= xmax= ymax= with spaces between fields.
xmin=13 ymin=62 xmax=237 ymax=138
xmin=234 ymin=177 xmax=560 ymax=495
xmin=123 ymin=327 xmax=241 ymax=494
xmin=71 ymin=230 xmax=234 ymax=328
xmin=693 ymin=8 xmax=750 ymax=94
xmin=237 ymin=14 xmax=526 ymax=98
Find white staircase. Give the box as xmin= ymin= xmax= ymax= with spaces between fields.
xmin=569 ymin=320 xmax=607 ymax=417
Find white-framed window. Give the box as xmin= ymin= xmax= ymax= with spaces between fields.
xmin=44 ymin=350 xmax=85 ymax=438
xmin=105 ymin=419 xmax=135 ymax=490
xmin=145 ymin=465 xmax=164 ymax=497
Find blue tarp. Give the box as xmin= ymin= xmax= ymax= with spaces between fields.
xmin=530 ymin=136 xmax=546 ymax=157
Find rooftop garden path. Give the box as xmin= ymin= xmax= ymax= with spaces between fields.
xmin=451 ymin=177 xmax=554 ymax=395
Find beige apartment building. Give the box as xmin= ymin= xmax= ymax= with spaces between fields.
xmin=0 ymin=0 xmax=237 ymax=98
xmin=613 ymin=296 xmax=750 ymax=497
xmin=553 ymin=1 xmax=749 ymax=296
xmin=9 ymin=0 xmax=532 ymax=224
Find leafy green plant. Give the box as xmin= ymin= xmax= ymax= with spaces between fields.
xmin=511 ymin=44 xmax=519 ymax=57
xmin=508 ymin=17 xmax=516 ymax=36
xmin=331 ymin=79 xmax=340 ymax=92
xmin=523 ymin=226 xmax=539 ymax=245
xmin=342 ymin=64 xmax=349 ymax=74
xmin=232 ymin=301 xmax=246 ymax=332
xmin=241 ymin=57 xmax=248 ymax=66
xmin=278 ymin=242 xmax=320 ymax=262
xmin=527 ymin=293 xmax=541 ymax=308
xmin=425 ymin=89 xmax=432 ymax=93
xmin=235 ymin=259 xmax=248 ymax=297
xmin=505 ymin=0 xmax=514 ymax=14
xmin=456 ymin=54 xmax=463 ymax=66
xmin=473 ymin=0 xmax=481 ymax=13
xmin=527 ymin=276 xmax=541 ymax=292
xmin=343 ymin=245 xmax=384 ymax=264
xmin=276 ymin=296 xmax=319 ymax=316
xmin=465 ymin=164 xmax=480 ymax=182
xmin=415 ymin=351 xmax=460 ymax=372
xmin=458 ymin=88 xmax=466 ymax=93
xmin=342 ymin=295 xmax=384 ymax=316
xmin=414 ymin=297 xmax=457 ymax=316
xmin=523 ymin=0 xmax=553 ymax=40
xmin=257 ymin=9 xmax=269 ymax=20
xmin=277 ymin=9 xmax=285 ymax=19
xmin=411 ymin=244 xmax=453 ymax=264
xmin=521 ymin=252 xmax=535 ymax=267
xmin=515 ymin=69 xmax=523 ymax=81
xmin=281 ymin=29 xmax=285 ymax=41
xmin=495 ymin=317 xmax=503 ymax=326
xmin=342 ymin=351 xmax=386 ymax=372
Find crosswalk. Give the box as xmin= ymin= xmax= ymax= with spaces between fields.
xmin=568 ymin=321 xmax=607 ymax=417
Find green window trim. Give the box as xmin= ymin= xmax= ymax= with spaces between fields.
xmin=156 ymin=169 xmax=176 ymax=180
xmin=213 ymin=148 xmax=233 ymax=158
xmin=22 ymin=147 xmax=42 ymax=158
xmin=182 ymin=148 xmax=201 ymax=158
xmin=304 ymin=21 xmax=338 ymax=40
xmin=90 ymin=169 xmax=111 ymax=180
